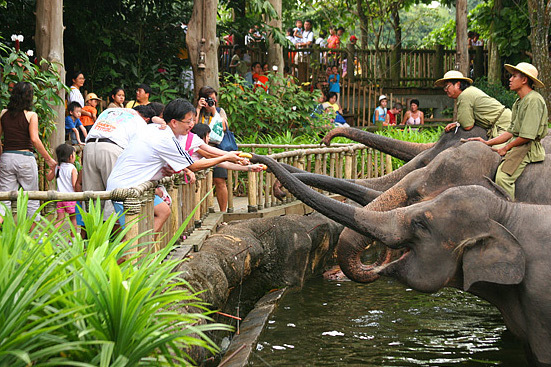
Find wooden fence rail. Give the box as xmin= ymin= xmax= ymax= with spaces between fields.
xmin=1 ymin=144 xmax=393 ymax=254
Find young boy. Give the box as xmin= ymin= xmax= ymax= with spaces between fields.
xmin=81 ymin=93 xmax=101 ymax=133
xmin=384 ymin=102 xmax=403 ymax=126
xmin=293 ymin=20 xmax=303 ymax=40
xmin=328 ymin=65 xmax=341 ymax=103
xmin=373 ymin=95 xmax=388 ymax=124
xmin=65 ymin=101 xmax=87 ymax=145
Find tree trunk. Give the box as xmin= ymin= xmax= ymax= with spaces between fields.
xmin=390 ymin=4 xmax=401 ymax=86
xmin=526 ymin=0 xmax=551 ymax=109
xmin=187 ymin=0 xmax=219 ymax=101
xmin=487 ymin=0 xmax=502 ymax=84
xmin=455 ymin=0 xmax=469 ymax=76
xmin=266 ymin=0 xmax=283 ymax=75
xmin=35 ymin=0 xmax=65 ymax=151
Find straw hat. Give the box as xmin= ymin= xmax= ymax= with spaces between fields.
xmin=85 ymin=93 xmax=102 ymax=102
xmin=504 ymin=62 xmax=544 ymax=88
xmin=434 ymin=70 xmax=473 ymax=87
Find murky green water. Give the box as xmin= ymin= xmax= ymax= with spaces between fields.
xmin=250 ymin=278 xmax=527 ymax=366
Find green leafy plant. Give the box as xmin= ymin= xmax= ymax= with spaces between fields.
xmin=473 ymin=76 xmax=517 ymax=109
xmin=0 ymin=193 xmax=231 ymax=366
xmin=0 ymin=40 xmax=68 ymax=146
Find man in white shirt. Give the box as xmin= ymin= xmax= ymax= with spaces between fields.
xmin=295 ymin=19 xmax=314 ymax=63
xmin=107 ymin=99 xmax=243 ymax=233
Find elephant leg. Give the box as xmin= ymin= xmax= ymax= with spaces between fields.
xmin=293 ymin=172 xmax=381 ymax=206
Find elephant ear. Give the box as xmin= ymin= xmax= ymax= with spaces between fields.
xmin=462 ymin=220 xmax=525 ymax=291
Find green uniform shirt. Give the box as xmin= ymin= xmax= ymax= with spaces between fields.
xmin=456 ymin=86 xmax=511 ymax=138
xmin=507 ymin=90 xmax=548 ymax=162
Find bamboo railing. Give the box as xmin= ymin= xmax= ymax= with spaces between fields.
xmin=0 ymin=144 xmax=394 ymax=254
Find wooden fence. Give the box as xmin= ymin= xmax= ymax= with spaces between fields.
xmin=0 ymin=144 xmax=394 ymax=254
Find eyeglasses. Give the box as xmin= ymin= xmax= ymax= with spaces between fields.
xmin=443 ymin=83 xmax=452 ymax=92
xmin=177 ymin=117 xmax=194 ymax=124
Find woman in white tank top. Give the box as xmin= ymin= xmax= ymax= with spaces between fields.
xmin=404 ymin=99 xmax=424 ymax=126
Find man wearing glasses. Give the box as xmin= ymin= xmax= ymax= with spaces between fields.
xmin=435 ymin=70 xmax=511 ymax=141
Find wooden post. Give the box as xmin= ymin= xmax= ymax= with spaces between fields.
xmin=473 ymin=45 xmax=484 ymax=80
xmin=123 ymin=196 xmax=142 ymax=259
xmin=386 ymin=154 xmax=394 ymax=175
xmin=227 ymin=170 xmax=234 ymax=213
xmin=207 ymin=170 xmax=214 ymax=213
xmin=194 ymin=179 xmax=202 ymax=227
xmin=434 ymin=44 xmax=444 ymax=79
xmin=344 ymin=151 xmax=353 ymax=179
xmin=347 ymin=43 xmax=355 ymax=83
xmin=247 ymin=171 xmax=258 ymax=212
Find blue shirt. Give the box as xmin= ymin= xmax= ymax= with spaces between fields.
xmin=328 ymin=73 xmax=340 ymax=93
xmin=65 ymin=115 xmax=82 ymax=131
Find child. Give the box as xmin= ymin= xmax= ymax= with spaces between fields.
xmin=328 ymin=65 xmax=341 ymax=103
xmin=373 ymin=95 xmax=388 ymax=124
xmin=47 ymin=144 xmax=79 ymax=236
xmin=293 ymin=20 xmax=303 ymax=40
xmin=65 ymin=101 xmax=87 ymax=145
xmin=81 ymin=93 xmax=101 ymax=133
xmin=384 ymin=102 xmax=403 ymax=126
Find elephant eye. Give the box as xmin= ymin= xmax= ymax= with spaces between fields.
xmin=411 ymin=218 xmax=429 ymax=234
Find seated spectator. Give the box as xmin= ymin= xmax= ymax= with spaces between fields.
xmin=81 ymin=93 xmax=102 ymax=133
xmin=384 ymin=102 xmax=403 ymax=126
xmin=107 ymin=87 xmax=125 ymax=108
xmin=125 ymin=83 xmax=152 ymax=108
xmin=404 ymin=99 xmax=424 ymax=126
xmin=106 ymin=99 xmax=244 ymax=235
xmin=373 ymin=95 xmax=387 ymax=124
xmin=252 ymin=62 xmax=269 ymax=92
xmin=65 ymin=101 xmax=87 ymax=145
xmin=322 ymin=91 xmax=349 ymax=127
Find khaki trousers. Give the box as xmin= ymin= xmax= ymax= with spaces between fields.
xmin=0 ymin=152 xmax=40 ymax=218
xmin=495 ymin=154 xmax=531 ymax=201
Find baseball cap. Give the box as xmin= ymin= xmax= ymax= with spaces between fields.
xmin=379 ymin=95 xmax=387 ymax=102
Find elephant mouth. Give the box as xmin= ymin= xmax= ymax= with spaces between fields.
xmin=373 ymin=247 xmax=411 ymax=274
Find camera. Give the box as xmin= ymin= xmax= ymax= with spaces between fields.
xmin=205 ymin=97 xmax=215 ymax=107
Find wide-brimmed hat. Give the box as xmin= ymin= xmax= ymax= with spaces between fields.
xmin=85 ymin=93 xmax=102 ymax=102
xmin=434 ymin=70 xmax=473 ymax=87
xmin=379 ymin=95 xmax=387 ymax=102
xmin=504 ymin=62 xmax=544 ymax=88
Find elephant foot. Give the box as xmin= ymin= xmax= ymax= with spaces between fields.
xmin=323 ymin=265 xmax=349 ymax=281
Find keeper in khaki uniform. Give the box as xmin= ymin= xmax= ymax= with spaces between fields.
xmin=435 ymin=70 xmax=511 ymax=142
xmin=468 ymin=62 xmax=548 ymax=200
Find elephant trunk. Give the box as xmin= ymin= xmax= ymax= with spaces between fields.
xmin=321 ymin=127 xmax=434 ymax=162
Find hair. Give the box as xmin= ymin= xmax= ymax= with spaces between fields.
xmin=329 ymin=25 xmax=336 ymax=31
xmin=393 ymin=102 xmax=403 ymax=110
xmin=319 ymin=30 xmax=327 ymax=38
xmin=287 ymin=27 xmax=293 ymax=34
xmin=198 ymin=86 xmax=217 ymax=100
xmin=137 ymin=83 xmax=152 ymax=95
xmin=262 ymin=62 xmax=269 ymax=70
xmin=67 ymin=101 xmax=82 ymax=114
xmin=55 ymin=143 xmax=75 ymax=164
xmin=191 ymin=123 xmax=211 ymax=140
xmin=523 ymin=74 xmax=534 ymax=89
xmin=467 ymin=31 xmax=475 ymax=38
xmin=305 ymin=19 xmax=313 ymax=26
xmin=7 ymin=81 xmax=33 ymax=112
xmin=251 ymin=61 xmax=261 ymax=71
xmin=164 ymin=98 xmax=195 ymax=122
xmin=70 ymin=71 xmax=83 ymax=84
xmin=295 ymin=19 xmax=303 ymax=24
xmin=233 ymin=44 xmax=244 ymax=53
xmin=149 ymin=102 xmax=165 ymax=117
xmin=337 ymin=26 xmax=345 ymax=32
xmin=449 ymin=79 xmax=471 ymax=91
xmin=133 ymin=104 xmax=156 ymax=122
xmin=410 ymin=99 xmax=419 ymax=108
xmin=109 ymin=87 xmax=124 ymax=103
xmin=327 ymin=91 xmax=337 ymax=100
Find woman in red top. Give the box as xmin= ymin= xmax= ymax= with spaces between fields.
xmin=327 ymin=26 xmax=341 ymax=49
xmin=0 ymin=82 xmax=57 ymax=220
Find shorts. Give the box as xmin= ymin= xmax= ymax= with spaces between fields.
xmin=56 ymin=201 xmax=77 ymax=214
xmin=213 ymin=166 xmax=228 ymax=179
xmin=113 ymin=195 xmax=164 ymax=228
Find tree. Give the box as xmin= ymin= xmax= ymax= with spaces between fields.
xmin=266 ymin=0 xmax=284 ymax=74
xmin=455 ymin=0 xmax=468 ymax=75
xmin=526 ymin=0 xmax=551 ymax=108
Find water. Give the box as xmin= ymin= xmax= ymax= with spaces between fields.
xmin=250 ymin=278 xmax=528 ymax=366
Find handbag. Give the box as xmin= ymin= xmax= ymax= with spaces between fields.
xmin=208 ymin=111 xmax=224 ymax=144
xmin=218 ymin=127 xmax=238 ymax=152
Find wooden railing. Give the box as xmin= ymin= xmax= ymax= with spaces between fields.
xmin=0 ymin=144 xmax=394 ymax=253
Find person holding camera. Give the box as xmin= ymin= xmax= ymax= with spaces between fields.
xmin=196 ymin=86 xmax=233 ymax=212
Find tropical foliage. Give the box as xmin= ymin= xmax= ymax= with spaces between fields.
xmin=0 ymin=194 xmax=231 ymax=366
xmin=0 ymin=40 xmax=67 ymax=146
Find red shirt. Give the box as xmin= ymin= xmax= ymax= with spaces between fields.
xmin=253 ymin=73 xmax=269 ymax=91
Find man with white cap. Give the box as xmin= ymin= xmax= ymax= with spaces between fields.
xmin=468 ymin=62 xmax=548 ymax=200
xmin=435 ymin=70 xmax=511 ymax=140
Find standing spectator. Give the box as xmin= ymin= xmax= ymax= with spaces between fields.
xmin=46 ymin=144 xmax=78 ymax=235
xmin=337 ymin=27 xmax=345 ymax=38
xmin=295 ymin=19 xmax=314 ymax=63
xmin=125 ymin=83 xmax=152 ymax=108
xmin=404 ymin=99 xmax=425 ymax=126
xmin=349 ymin=35 xmax=358 ymax=46
xmin=81 ymin=93 xmax=101 ymax=133
xmin=327 ymin=26 xmax=340 ymax=49
xmin=65 ymin=101 xmax=87 ymax=145
xmin=373 ymin=95 xmax=388 ymax=124
xmin=384 ymin=103 xmax=403 ymax=126
xmin=286 ymin=27 xmax=296 ymax=45
xmin=244 ymin=27 xmax=256 ymax=46
xmin=229 ymin=45 xmax=248 ymax=78
xmin=316 ymin=30 xmax=328 ymax=64
xmin=107 ymin=87 xmax=125 ymax=108
xmin=328 ymin=65 xmax=341 ymax=103
xmin=0 ymin=82 xmax=57 ymax=220
xmin=68 ymin=71 xmax=85 ymax=107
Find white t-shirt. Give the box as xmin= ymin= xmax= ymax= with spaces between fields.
xmin=315 ymin=37 xmax=327 ymax=48
xmin=107 ymin=124 xmax=194 ymax=191
xmin=55 ymin=162 xmax=76 ymax=193
xmin=177 ymin=133 xmax=205 ymax=162
xmin=86 ymin=108 xmax=146 ymax=149
xmin=68 ymin=86 xmax=84 ymax=107
xmin=301 ymin=30 xmax=314 ymax=46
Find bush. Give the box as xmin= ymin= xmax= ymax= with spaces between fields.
xmin=219 ymin=74 xmax=332 ymax=139
xmin=473 ymin=76 xmax=517 ymax=109
xmin=0 ymin=193 xmax=231 ymax=366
